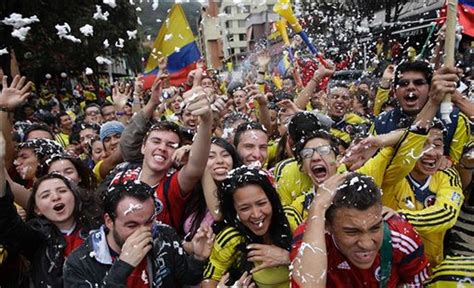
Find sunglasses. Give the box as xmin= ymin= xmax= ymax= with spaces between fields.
xmin=397 ymin=79 xmax=428 ymax=87
xmin=300 ymin=145 xmax=333 ymax=159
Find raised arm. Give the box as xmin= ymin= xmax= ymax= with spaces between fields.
xmin=201 ymin=168 xmax=222 ymax=221
xmin=0 ymin=75 xmax=32 ymax=169
xmin=0 ymin=134 xmax=5 ymax=197
xmin=120 ymin=77 xmax=163 ymax=162
xmin=294 ymin=63 xmax=334 ymax=110
xmin=292 ymin=173 xmax=346 ymax=288
xmin=178 ymin=87 xmax=212 ymax=195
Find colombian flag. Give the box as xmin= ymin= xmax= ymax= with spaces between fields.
xmin=142 ymin=4 xmax=201 ymax=89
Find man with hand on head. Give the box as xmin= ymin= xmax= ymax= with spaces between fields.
xmin=63 ymin=175 xmax=214 ymax=287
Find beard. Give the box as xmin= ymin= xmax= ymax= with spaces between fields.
xmin=112 ymin=227 xmax=125 ymax=249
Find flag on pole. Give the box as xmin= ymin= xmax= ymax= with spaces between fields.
xmin=142 ymin=4 xmax=201 ymax=89
xmin=439 ymin=0 xmax=474 ymax=37
xmin=459 ymin=0 xmax=474 ymax=37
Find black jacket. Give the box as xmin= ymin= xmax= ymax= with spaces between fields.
xmin=0 ymin=183 xmax=88 ymax=287
xmin=63 ymin=223 xmax=206 ymax=287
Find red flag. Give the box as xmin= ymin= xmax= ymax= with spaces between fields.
xmin=438 ymin=0 xmax=474 ymax=37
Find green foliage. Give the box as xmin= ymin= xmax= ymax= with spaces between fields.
xmin=1 ymin=0 xmax=141 ymax=81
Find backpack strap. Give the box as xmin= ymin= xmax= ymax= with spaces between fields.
xmin=162 ymin=175 xmax=176 ymax=228
xmin=379 ymin=221 xmax=392 ymax=288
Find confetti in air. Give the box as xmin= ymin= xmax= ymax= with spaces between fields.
xmin=85 ymin=67 xmax=93 ymax=75
xmin=79 ymin=24 xmax=94 ymax=37
xmin=11 ymin=27 xmax=31 ymax=41
xmin=96 ymin=56 xmax=112 ymax=65
xmin=103 ymin=0 xmax=117 ymax=8
xmin=127 ymin=30 xmax=138 ymax=40
xmin=115 ymin=38 xmax=125 ymax=48
xmin=2 ymin=13 xmax=39 ymax=29
xmin=0 ymin=48 xmax=8 ymax=56
xmin=93 ymin=5 xmax=109 ymax=21
xmin=103 ymin=39 xmax=110 ymax=48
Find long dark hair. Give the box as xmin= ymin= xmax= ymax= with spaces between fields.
xmin=27 ymin=173 xmax=83 ymax=227
xmin=27 ymin=172 xmax=102 ymax=230
xmin=36 ymin=153 xmax=98 ymax=191
xmin=182 ymin=137 xmax=241 ymax=239
xmin=218 ymin=166 xmax=292 ymax=282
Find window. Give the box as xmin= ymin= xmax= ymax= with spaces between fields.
xmin=239 ymin=34 xmax=246 ymax=41
xmin=225 ymin=21 xmax=231 ymax=29
xmin=224 ymin=6 xmax=232 ymax=14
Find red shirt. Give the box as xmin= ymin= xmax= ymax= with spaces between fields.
xmin=290 ymin=216 xmax=430 ymax=288
xmin=63 ymin=228 xmax=85 ymax=257
xmin=154 ymin=171 xmax=189 ymax=230
xmin=126 ymin=258 xmax=149 ymax=288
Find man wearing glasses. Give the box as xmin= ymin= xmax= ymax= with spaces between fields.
xmin=84 ymin=103 xmax=102 ymax=125
xmin=371 ymin=61 xmax=470 ymax=163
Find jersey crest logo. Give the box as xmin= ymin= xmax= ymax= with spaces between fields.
xmin=375 ymin=266 xmax=381 ymax=282
xmin=337 ymin=261 xmax=351 ymax=270
xmin=451 ymin=192 xmax=462 ymax=206
xmin=423 ymin=195 xmax=436 ymax=208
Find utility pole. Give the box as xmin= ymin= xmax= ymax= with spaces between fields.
xmin=203 ymin=0 xmax=222 ymax=69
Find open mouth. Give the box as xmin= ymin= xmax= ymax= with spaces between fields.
xmin=53 ymin=203 xmax=65 ymax=212
xmin=250 ymin=218 xmax=265 ymax=230
xmin=404 ymin=92 xmax=418 ymax=106
xmin=311 ymin=164 xmax=328 ymax=182
xmin=335 ymin=103 xmax=345 ymax=112
xmin=354 ymin=251 xmax=375 ymax=263
xmin=213 ymin=167 xmax=228 ymax=174
xmin=421 ymin=158 xmax=437 ymax=169
xmin=153 ymin=154 xmax=166 ymax=162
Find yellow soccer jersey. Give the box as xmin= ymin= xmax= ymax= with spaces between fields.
xmin=383 ymin=168 xmax=464 ymax=266
xmin=425 ymin=255 xmax=474 ymax=287
xmin=330 ymin=112 xmax=370 ymax=145
xmin=373 ymin=87 xmax=390 ymax=116
xmin=203 ymin=207 xmax=302 ymax=287
xmin=92 ymin=160 xmax=104 ymax=182
xmin=55 ymin=132 xmax=70 ymax=148
xmin=266 ymin=139 xmax=278 ymax=169
xmin=274 ymin=158 xmax=313 ymax=206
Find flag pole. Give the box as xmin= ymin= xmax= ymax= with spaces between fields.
xmin=441 ymin=0 xmax=458 ymax=124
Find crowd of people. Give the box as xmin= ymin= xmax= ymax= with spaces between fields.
xmin=0 ymin=24 xmax=473 ymax=288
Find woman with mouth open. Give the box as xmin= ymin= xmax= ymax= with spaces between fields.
xmin=0 ymin=135 xmax=93 ymax=287
xmin=201 ymin=166 xmax=302 ymax=287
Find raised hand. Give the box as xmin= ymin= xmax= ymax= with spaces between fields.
xmin=172 ymin=144 xmax=191 ymax=167
xmin=191 ymin=223 xmax=214 ymax=261
xmin=0 ymin=75 xmax=32 ymax=110
xmin=183 ymin=86 xmax=211 ymax=121
xmin=341 ymin=136 xmax=381 ymax=171
xmin=246 ymin=85 xmax=268 ymax=106
xmin=112 ymin=82 xmax=132 ymax=108
xmin=313 ymin=60 xmax=335 ymax=80
xmin=247 ymin=243 xmax=290 ymax=273
xmin=311 ymin=172 xmax=349 ymax=211
xmin=276 ymin=99 xmax=302 ymax=116
xmin=158 ymin=56 xmax=168 ymax=71
xmin=256 ymin=50 xmax=271 ymax=70
xmin=428 ymin=66 xmax=462 ymax=104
